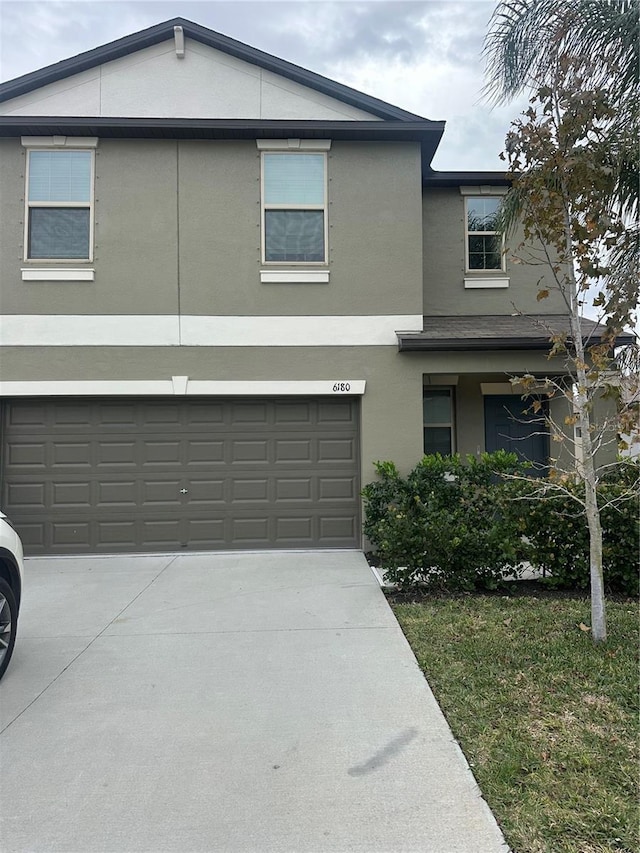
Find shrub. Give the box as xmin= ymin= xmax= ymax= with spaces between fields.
xmin=514 ymin=467 xmax=639 ymax=596
xmin=363 ymin=455 xmax=639 ymax=596
xmin=362 ymin=451 xmax=530 ymax=591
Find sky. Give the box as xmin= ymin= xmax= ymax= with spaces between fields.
xmin=0 ymin=0 xmax=529 ymax=171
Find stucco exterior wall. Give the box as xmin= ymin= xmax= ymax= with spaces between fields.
xmin=1 ymin=138 xmax=422 ymax=319
xmin=423 ymin=187 xmax=568 ymax=316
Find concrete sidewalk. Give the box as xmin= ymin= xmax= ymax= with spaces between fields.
xmin=1 ymin=551 xmax=508 ymax=853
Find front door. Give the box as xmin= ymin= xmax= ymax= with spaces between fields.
xmin=484 ymin=395 xmax=549 ymax=471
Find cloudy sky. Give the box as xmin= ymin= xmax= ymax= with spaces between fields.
xmin=0 ymin=0 xmax=528 ymax=171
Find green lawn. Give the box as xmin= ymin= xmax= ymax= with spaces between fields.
xmin=391 ymin=593 xmax=639 ymax=853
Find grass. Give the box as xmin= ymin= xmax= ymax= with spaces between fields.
xmin=391 ymin=591 xmax=639 ymax=853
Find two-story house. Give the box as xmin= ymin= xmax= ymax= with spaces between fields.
xmin=0 ymin=18 xmax=611 ymax=555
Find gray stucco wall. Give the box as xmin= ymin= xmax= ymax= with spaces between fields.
xmin=423 ymin=187 xmax=568 ymax=316
xmin=0 ymin=138 xmax=423 ymax=317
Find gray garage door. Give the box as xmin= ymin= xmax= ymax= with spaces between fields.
xmin=1 ymin=398 xmax=360 ymax=555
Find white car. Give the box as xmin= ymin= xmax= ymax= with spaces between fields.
xmin=0 ymin=512 xmax=24 ymax=681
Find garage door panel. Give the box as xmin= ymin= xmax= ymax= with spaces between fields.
xmin=231 ymin=516 xmax=270 ymax=544
xmin=318 ymin=477 xmax=356 ymax=501
xmin=141 ymin=518 xmax=182 ymax=546
xmin=274 ymin=402 xmax=312 ymax=423
xmin=97 ymin=481 xmax=138 ymax=506
xmin=187 ymin=479 xmax=226 ymax=504
xmin=319 ymin=514 xmax=356 ymax=541
xmin=143 ymin=441 xmax=182 ymax=466
xmin=276 ymin=516 xmax=314 ymax=543
xmin=275 ymin=439 xmax=312 ymax=462
xmin=185 ymin=440 xmax=225 ymax=465
xmin=52 ymin=404 xmax=92 ymax=426
xmin=231 ymin=479 xmax=269 ymax=502
xmin=231 ymin=402 xmax=269 ymax=424
xmin=275 ymin=477 xmax=312 ymax=502
xmin=142 ymin=480 xmax=183 ymax=505
xmin=97 ymin=441 xmax=137 ymax=467
xmin=3 ymin=398 xmax=360 ymax=554
xmin=52 ymin=442 xmax=92 ymax=467
xmin=52 ymin=481 xmax=92 ymax=508
xmin=186 ymin=403 xmax=225 ymax=426
xmin=186 ymin=517 xmax=226 ymax=547
xmin=318 ymin=438 xmax=356 ymax=462
xmin=7 ymin=442 xmax=47 ymax=469
xmin=5 ymin=482 xmax=46 ymax=509
xmin=52 ymin=521 xmax=91 ymax=548
xmin=317 ymin=401 xmax=355 ymax=423
xmin=96 ymin=520 xmax=138 ymax=547
xmin=14 ymin=522 xmax=45 ymax=549
xmin=6 ymin=402 xmax=49 ymax=427
xmin=231 ymin=440 xmax=269 ymax=462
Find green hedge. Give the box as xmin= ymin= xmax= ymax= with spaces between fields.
xmin=363 ymin=454 xmax=639 ymax=596
xmin=511 ymin=473 xmax=639 ymax=596
xmin=362 ymin=451 xmax=529 ymax=592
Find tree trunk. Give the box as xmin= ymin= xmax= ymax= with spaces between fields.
xmin=562 ymin=201 xmax=607 ymax=642
xmin=580 ymin=419 xmax=607 ymax=642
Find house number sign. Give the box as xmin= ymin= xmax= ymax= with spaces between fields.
xmin=332 ymin=382 xmax=352 ymax=392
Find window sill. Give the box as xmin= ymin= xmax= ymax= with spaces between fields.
xmin=260 ymin=270 xmax=329 ymax=284
xmin=464 ymin=277 xmax=509 ymax=289
xmin=22 ymin=268 xmax=95 ymax=282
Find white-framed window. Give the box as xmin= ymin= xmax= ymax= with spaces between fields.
xmin=260 ymin=148 xmax=328 ymax=264
xmin=465 ymin=196 xmax=503 ymax=271
xmin=24 ymin=147 xmax=95 ymax=261
xmin=423 ymin=388 xmax=455 ymax=456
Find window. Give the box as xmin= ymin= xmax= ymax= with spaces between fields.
xmin=423 ymin=388 xmax=455 ymax=456
xmin=262 ymin=152 xmax=327 ymax=263
xmin=25 ymin=149 xmax=93 ymax=260
xmin=465 ymin=196 xmax=502 ymax=271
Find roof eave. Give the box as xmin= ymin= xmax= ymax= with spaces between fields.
xmin=422 ymin=170 xmax=510 ymax=188
xmin=397 ymin=332 xmax=637 ymax=352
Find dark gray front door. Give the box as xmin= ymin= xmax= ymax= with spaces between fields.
xmin=1 ymin=397 xmax=360 ymax=555
xmin=484 ymin=395 xmax=549 ymax=470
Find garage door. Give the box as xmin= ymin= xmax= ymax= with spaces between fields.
xmin=1 ymin=398 xmax=360 ymax=554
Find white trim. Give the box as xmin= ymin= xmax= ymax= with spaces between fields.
xmin=459 ymin=186 xmax=508 ymax=196
xmin=180 ymin=315 xmax=420 ymax=346
xmin=464 ymin=195 xmax=505 ymax=274
xmin=0 ymin=315 xmax=180 ymax=346
xmin=173 ymin=25 xmax=185 ymax=58
xmin=256 ymin=139 xmax=332 ymax=150
xmin=261 ymin=149 xmax=328 ymax=265
xmin=23 ymin=146 xmax=95 ymax=263
xmin=21 ymin=268 xmax=95 ymax=281
xmin=0 ymin=379 xmax=367 ymax=398
xmin=260 ymin=270 xmax=329 ymax=284
xmin=0 ymin=315 xmax=422 ymax=347
xmin=21 ymin=137 xmax=99 ymax=148
xmin=172 ymin=375 xmax=189 ymax=395
xmin=464 ymin=277 xmax=509 ymax=289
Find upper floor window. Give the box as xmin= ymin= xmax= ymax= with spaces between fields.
xmin=261 ymin=151 xmax=327 ymax=263
xmin=25 ymin=149 xmax=94 ymax=261
xmin=465 ymin=196 xmax=503 ymax=271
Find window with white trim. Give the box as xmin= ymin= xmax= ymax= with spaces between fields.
xmin=465 ymin=196 xmax=503 ymax=271
xmin=423 ymin=388 xmax=455 ymax=456
xmin=25 ymin=149 xmax=94 ymax=261
xmin=261 ymin=151 xmax=327 ymax=263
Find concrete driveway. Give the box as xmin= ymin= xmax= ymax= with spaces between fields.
xmin=1 ymin=551 xmax=508 ymax=853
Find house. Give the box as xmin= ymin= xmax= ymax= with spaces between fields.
xmin=0 ymin=18 xmax=619 ymax=555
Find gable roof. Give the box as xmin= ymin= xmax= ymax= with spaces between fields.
xmin=0 ymin=17 xmax=426 ymax=123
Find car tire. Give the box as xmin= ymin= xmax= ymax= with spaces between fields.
xmin=0 ymin=577 xmax=18 ymax=681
